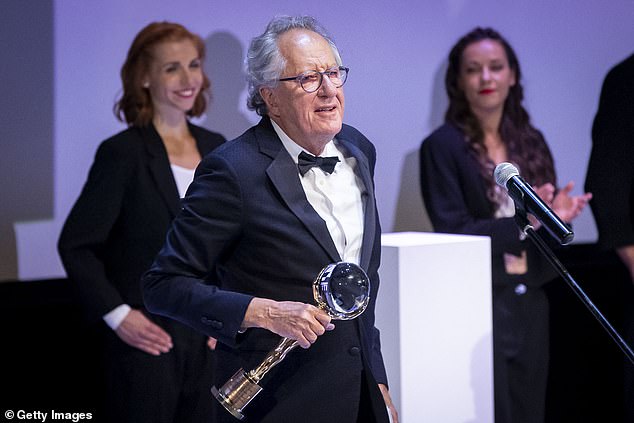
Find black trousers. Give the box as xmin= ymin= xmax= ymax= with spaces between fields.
xmin=493 ymin=285 xmax=549 ymax=423
xmin=357 ymin=370 xmax=390 ymax=423
xmin=102 ymin=312 xmax=216 ymax=423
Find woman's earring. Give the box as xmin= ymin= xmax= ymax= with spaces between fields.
xmin=143 ymin=81 xmax=150 ymax=89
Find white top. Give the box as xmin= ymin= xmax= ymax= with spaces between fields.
xmin=494 ymin=182 xmax=528 ymax=276
xmin=494 ymin=185 xmax=515 ymax=219
xmin=170 ymin=163 xmax=196 ymax=198
xmin=271 ymin=120 xmax=366 ymax=264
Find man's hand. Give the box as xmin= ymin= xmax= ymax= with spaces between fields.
xmin=379 ymin=383 xmax=399 ymax=423
xmin=115 ymin=309 xmax=173 ymax=355
xmin=242 ymin=298 xmax=334 ymax=348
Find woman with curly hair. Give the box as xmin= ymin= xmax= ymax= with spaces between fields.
xmin=419 ymin=27 xmax=591 ymax=423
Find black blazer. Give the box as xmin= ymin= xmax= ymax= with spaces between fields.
xmin=142 ymin=117 xmax=388 ymax=422
xmin=58 ymin=123 xmax=225 ymax=323
xmin=419 ymin=123 xmax=557 ymax=289
xmin=420 ymin=123 xmax=559 ymax=358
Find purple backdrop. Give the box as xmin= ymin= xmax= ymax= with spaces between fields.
xmin=3 ymin=0 xmax=634 ymax=280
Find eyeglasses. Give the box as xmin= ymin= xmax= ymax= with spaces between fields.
xmin=278 ymin=66 xmax=349 ymax=93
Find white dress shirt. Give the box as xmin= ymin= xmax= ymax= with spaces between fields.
xmin=271 ymin=120 xmax=366 ymax=264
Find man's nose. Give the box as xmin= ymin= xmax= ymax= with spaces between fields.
xmin=318 ymin=74 xmax=338 ymax=96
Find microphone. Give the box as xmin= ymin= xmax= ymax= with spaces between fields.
xmin=494 ymin=162 xmax=574 ymax=245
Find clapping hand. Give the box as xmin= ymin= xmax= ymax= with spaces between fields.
xmin=533 ymin=181 xmax=592 ymax=224
xmin=551 ymin=181 xmax=592 ymax=223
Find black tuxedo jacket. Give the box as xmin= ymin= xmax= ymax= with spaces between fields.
xmin=58 ymin=123 xmax=225 ymax=323
xmin=143 ymin=117 xmax=388 ymax=422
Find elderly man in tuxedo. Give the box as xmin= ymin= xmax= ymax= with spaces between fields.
xmin=142 ymin=15 xmax=397 ymax=423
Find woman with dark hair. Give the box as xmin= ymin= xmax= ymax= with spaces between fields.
xmin=58 ymin=22 xmax=225 ymax=422
xmin=419 ymin=27 xmax=591 ymax=423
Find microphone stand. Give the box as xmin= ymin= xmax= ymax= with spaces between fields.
xmin=513 ymin=205 xmax=634 ymax=365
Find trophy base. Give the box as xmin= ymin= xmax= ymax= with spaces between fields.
xmin=211 ymin=369 xmax=263 ymax=421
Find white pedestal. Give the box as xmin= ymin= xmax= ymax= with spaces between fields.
xmin=376 ymin=232 xmax=493 ymax=423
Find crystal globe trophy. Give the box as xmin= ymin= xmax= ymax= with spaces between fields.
xmin=211 ymin=262 xmax=371 ymax=420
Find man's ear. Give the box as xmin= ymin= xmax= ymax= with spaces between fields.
xmin=260 ymin=87 xmax=279 ymax=117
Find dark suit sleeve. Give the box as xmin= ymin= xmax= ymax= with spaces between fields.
xmin=419 ymin=127 xmax=523 ymax=257
xmin=142 ymin=153 xmax=254 ymax=347
xmin=366 ymin=139 xmax=388 ymax=385
xmin=586 ymin=59 xmax=634 ymax=249
xmin=58 ymin=141 xmax=130 ymax=321
xmin=368 ymin=285 xmax=388 ymax=385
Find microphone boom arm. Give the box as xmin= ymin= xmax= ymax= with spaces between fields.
xmin=513 ymin=206 xmax=634 ymax=365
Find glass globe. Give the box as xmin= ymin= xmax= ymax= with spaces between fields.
xmin=313 ymin=262 xmax=370 ymax=320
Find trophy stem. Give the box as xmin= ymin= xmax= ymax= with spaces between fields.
xmin=249 ymin=337 xmax=299 ymax=382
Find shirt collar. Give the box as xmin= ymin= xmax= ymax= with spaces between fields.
xmin=270 ymin=119 xmax=340 ymax=164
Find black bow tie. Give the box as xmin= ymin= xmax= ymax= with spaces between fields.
xmin=297 ymin=151 xmax=340 ymax=176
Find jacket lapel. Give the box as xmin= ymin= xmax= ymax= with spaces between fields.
xmin=256 ymin=119 xmax=341 ymax=263
xmin=188 ymin=122 xmax=215 ymax=157
xmin=337 ymin=137 xmax=377 ymax=271
xmin=142 ymin=125 xmax=181 ymax=217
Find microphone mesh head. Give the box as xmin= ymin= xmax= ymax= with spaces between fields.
xmin=494 ymin=162 xmax=519 ymax=188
